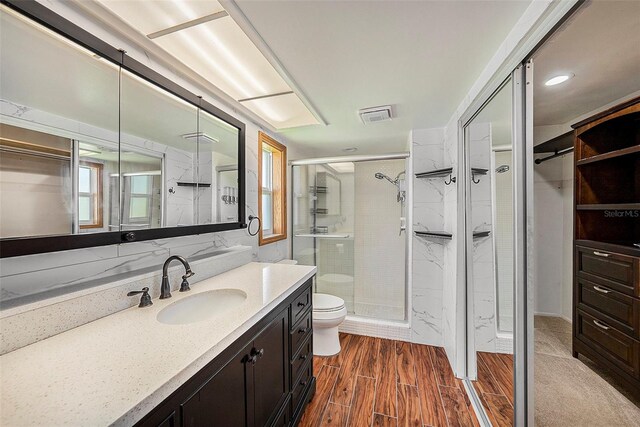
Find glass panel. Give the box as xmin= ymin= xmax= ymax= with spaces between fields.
xmin=262 ymin=193 xmax=273 ymax=233
xmin=0 ymin=6 xmax=119 ymax=238
xmin=78 ymin=196 xmax=91 ymax=222
xmin=129 ymin=197 xmax=149 ymax=219
xmin=293 ymin=160 xmax=407 ymax=321
xmin=120 ymin=69 xmax=197 ymax=229
xmin=78 ymin=167 xmax=91 ymax=193
xmin=262 ymin=149 xmax=272 ymax=190
xmin=130 ymin=175 xmax=150 ymax=194
xmin=196 ymin=108 xmax=240 ymax=224
xmin=464 ymin=78 xmax=514 ymax=420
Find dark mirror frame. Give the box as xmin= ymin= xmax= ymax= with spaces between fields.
xmin=0 ymin=0 xmax=247 ymax=258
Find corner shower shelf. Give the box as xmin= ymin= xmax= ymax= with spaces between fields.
xmin=415 ymin=167 xmax=453 ymax=178
xmin=473 ymin=231 xmax=491 ymax=238
xmin=177 ymin=182 xmax=211 ymax=188
xmin=415 ymin=167 xmax=456 ymax=185
xmin=414 ymin=230 xmax=452 ymax=240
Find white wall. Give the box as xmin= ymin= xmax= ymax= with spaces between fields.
xmin=0 ymin=0 xmax=313 ymax=309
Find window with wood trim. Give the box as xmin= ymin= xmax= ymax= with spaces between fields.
xmin=78 ymin=161 xmax=103 ymax=229
xmin=258 ymin=132 xmax=286 ymax=245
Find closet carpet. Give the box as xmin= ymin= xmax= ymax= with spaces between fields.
xmin=534 ymin=316 xmax=640 ymax=427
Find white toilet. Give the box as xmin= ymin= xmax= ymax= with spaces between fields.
xmin=312 ymin=293 xmax=347 ymax=356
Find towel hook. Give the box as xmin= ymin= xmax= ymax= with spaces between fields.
xmin=444 ymin=175 xmax=456 ymax=185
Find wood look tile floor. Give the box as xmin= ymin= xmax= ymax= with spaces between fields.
xmin=299 ymin=333 xmax=481 ymax=427
xmin=471 ymin=352 xmax=514 ymax=427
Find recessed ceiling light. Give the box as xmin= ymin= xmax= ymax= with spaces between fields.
xmin=342 ymin=147 xmax=358 ymax=153
xmin=545 ymin=74 xmax=573 ymax=86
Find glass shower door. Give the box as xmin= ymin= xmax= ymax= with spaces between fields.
xmin=292 ymin=163 xmax=355 ymax=313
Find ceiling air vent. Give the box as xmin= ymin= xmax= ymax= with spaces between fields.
xmin=359 ymin=105 xmax=393 ymax=124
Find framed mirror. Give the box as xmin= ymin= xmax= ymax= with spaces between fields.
xmin=0 ymin=0 xmax=245 ymax=258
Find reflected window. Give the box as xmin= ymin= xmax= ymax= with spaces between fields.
xmin=78 ymin=162 xmax=103 ymax=229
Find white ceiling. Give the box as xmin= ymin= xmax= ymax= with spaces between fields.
xmin=533 ymin=0 xmax=640 ymax=126
xmin=236 ymin=0 xmax=532 ymax=155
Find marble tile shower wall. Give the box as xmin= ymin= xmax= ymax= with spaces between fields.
xmin=411 ymin=128 xmax=446 ymax=346
xmin=469 ymin=122 xmax=497 ymax=353
xmin=442 ymin=119 xmax=460 ymax=366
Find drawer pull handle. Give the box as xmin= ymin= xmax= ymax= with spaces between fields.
xmin=300 ymin=380 xmax=308 ymax=387
xmin=300 ymin=354 xmax=308 ymax=361
xmin=592 ymin=251 xmax=609 ymax=258
xmin=593 ymin=285 xmax=611 ymax=294
xmin=298 ymin=327 xmax=308 ymax=334
xmin=297 ymin=302 xmax=306 ymax=308
xmin=593 ymin=319 xmax=610 ymax=330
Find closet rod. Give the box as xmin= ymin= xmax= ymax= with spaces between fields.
xmin=534 ymin=147 xmax=573 ymax=164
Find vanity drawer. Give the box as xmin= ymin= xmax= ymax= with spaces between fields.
xmin=291 ymin=335 xmax=313 ymax=385
xmin=577 ymin=278 xmax=640 ymax=339
xmin=576 ymin=246 xmax=639 ymax=297
xmin=575 ymin=309 xmax=640 ymax=379
xmin=291 ymin=359 xmax=312 ymax=415
xmin=291 ymin=309 xmax=312 ymax=355
xmin=291 ymin=284 xmax=312 ymax=326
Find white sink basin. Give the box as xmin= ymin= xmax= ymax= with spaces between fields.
xmin=157 ymin=289 xmax=247 ymax=325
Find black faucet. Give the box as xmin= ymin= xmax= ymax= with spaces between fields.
xmin=160 ymin=255 xmax=194 ymax=299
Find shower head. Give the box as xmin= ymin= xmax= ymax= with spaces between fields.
xmin=375 ymin=172 xmax=395 ymax=184
xmin=496 ymin=165 xmax=510 ymax=174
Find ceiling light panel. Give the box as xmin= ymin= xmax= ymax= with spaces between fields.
xmin=153 ymin=18 xmax=291 ymax=100
xmin=242 ymin=92 xmax=318 ymax=129
xmin=98 ymin=0 xmax=320 ymax=130
xmin=100 ymin=0 xmax=222 ymax=36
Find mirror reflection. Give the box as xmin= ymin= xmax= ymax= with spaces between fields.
xmin=0 ymin=6 xmax=241 ymax=240
xmin=465 ymin=78 xmax=515 ymax=423
xmin=0 ymin=7 xmax=120 ymax=238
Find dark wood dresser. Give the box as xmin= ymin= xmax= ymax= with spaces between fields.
xmin=572 ymin=97 xmax=640 ymax=389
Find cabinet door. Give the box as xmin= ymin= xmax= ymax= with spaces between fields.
xmin=252 ymin=309 xmax=289 ymax=427
xmin=181 ymin=342 xmax=252 ymax=427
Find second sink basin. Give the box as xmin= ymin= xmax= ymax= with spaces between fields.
xmin=157 ymin=289 xmax=247 ymax=325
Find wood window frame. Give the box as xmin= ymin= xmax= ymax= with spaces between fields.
xmin=79 ymin=161 xmax=104 ymax=229
xmin=258 ymin=132 xmax=287 ymax=246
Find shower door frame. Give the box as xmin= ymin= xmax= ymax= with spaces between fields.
xmin=290 ymin=152 xmax=411 ymax=323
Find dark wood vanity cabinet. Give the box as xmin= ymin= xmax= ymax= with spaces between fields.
xmin=572 ymin=98 xmax=640 ymax=389
xmin=136 ymin=278 xmax=316 ymax=427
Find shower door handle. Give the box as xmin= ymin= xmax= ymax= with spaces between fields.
xmin=399 ymin=217 xmax=406 ymax=235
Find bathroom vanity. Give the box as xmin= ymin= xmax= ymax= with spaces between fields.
xmin=0 ymin=263 xmax=316 ymax=426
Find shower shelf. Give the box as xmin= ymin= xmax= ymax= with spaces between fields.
xmin=415 ymin=167 xmax=453 ymax=178
xmin=473 ymin=231 xmax=491 ymax=238
xmin=415 ymin=167 xmax=456 ymax=185
xmin=414 ymin=231 xmax=452 ymax=240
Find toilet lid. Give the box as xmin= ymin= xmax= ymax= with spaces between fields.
xmin=313 ymin=293 xmax=345 ymax=312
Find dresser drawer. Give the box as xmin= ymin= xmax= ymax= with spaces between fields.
xmin=576 ymin=246 xmax=639 ymax=297
xmin=575 ymin=309 xmax=640 ymax=379
xmin=291 ymin=309 xmax=312 ymax=356
xmin=291 ymin=283 xmax=312 ymax=326
xmin=291 ymin=359 xmax=312 ymax=414
xmin=577 ymin=278 xmax=640 ymax=339
xmin=291 ymin=335 xmax=313 ymax=385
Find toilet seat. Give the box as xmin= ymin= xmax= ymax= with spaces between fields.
xmin=313 ymin=293 xmax=345 ymax=313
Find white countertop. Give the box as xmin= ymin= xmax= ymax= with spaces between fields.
xmin=0 ymin=262 xmax=316 ymax=426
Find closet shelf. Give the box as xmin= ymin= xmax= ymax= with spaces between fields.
xmin=576 ymin=203 xmax=640 ymax=211
xmin=534 ymin=131 xmax=574 ymax=154
xmin=414 ymin=231 xmax=452 ymax=240
xmin=576 ymin=145 xmax=640 ymax=166
xmin=415 ymin=167 xmax=453 ymax=178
